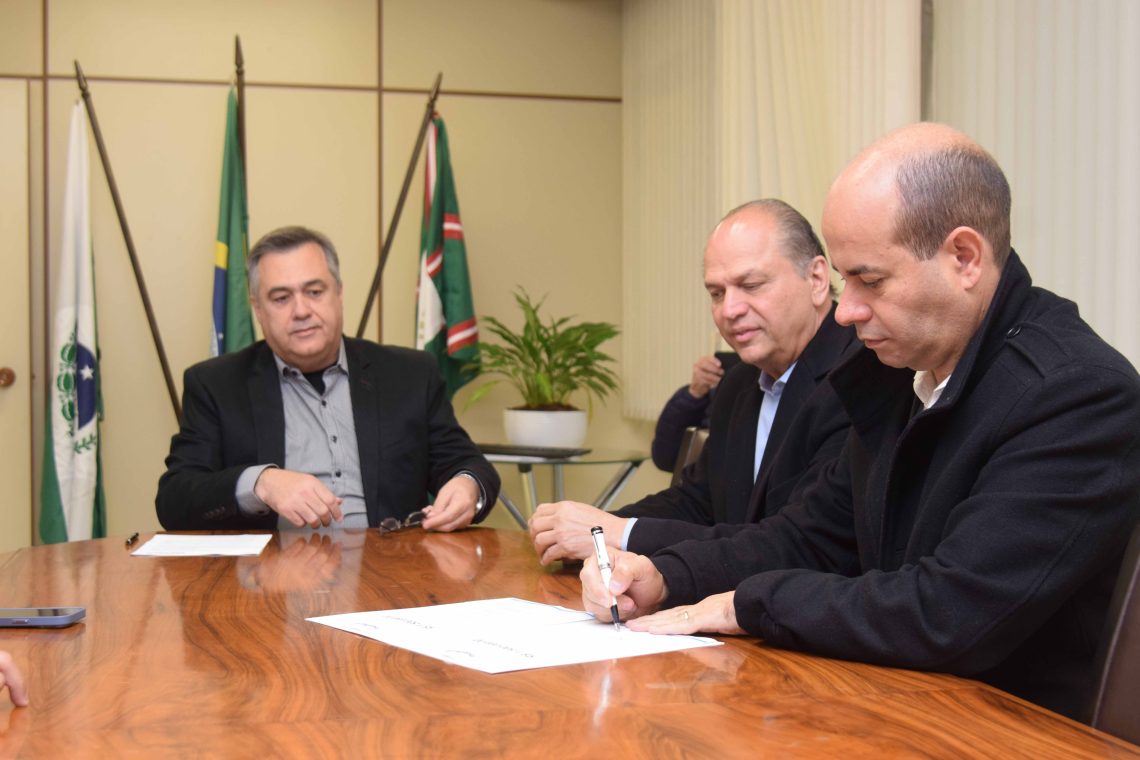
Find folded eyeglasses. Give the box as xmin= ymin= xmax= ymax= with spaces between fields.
xmin=379 ymin=510 xmax=426 ymax=534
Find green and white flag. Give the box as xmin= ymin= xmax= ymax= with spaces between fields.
xmin=210 ymin=87 xmax=254 ymax=356
xmin=415 ymin=114 xmax=479 ymax=398
xmin=40 ymin=101 xmax=106 ymax=543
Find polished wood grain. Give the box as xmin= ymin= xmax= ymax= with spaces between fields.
xmin=0 ymin=528 xmax=1136 ymax=758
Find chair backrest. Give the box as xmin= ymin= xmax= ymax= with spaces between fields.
xmin=1087 ymin=521 xmax=1140 ymax=744
xmin=670 ymin=426 xmax=710 ymax=487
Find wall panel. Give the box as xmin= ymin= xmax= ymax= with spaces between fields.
xmin=0 ymin=0 xmax=41 ymax=76
xmin=0 ymin=80 xmax=32 ymax=551
xmin=48 ymin=0 xmax=377 ymax=85
xmin=383 ymin=0 xmax=621 ymax=97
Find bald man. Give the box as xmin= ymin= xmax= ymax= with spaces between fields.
xmin=582 ymin=124 xmax=1140 ymax=719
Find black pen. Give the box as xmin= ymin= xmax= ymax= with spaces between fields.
xmin=125 ymin=532 xmax=139 ymax=548
xmin=590 ymin=526 xmax=621 ymax=630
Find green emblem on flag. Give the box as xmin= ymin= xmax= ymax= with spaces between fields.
xmin=41 ymin=101 xmax=106 ymax=543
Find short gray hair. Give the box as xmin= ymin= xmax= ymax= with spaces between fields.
xmin=721 ymin=199 xmax=836 ymax=297
xmin=247 ymin=225 xmax=342 ymax=296
xmin=893 ymin=146 xmax=1012 ymax=267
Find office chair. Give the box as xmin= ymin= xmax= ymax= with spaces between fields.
xmin=1086 ymin=521 xmax=1140 ymax=745
xmin=670 ymin=426 xmax=710 ymax=487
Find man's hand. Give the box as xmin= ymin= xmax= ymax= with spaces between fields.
xmin=624 ymin=591 xmax=744 ymax=635
xmin=0 ymin=651 xmax=28 ymax=707
xmin=581 ymin=548 xmax=668 ymax=621
xmin=688 ymin=355 xmax=726 ymax=398
xmin=254 ymin=468 xmax=343 ymax=528
xmin=529 ymin=501 xmax=629 ymax=565
xmin=421 ymin=475 xmax=480 ymax=532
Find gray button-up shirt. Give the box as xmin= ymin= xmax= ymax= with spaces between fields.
xmin=236 ymin=341 xmax=369 ymax=529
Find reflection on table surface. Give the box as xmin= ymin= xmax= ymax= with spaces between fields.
xmin=0 ymin=528 xmax=1135 ymax=758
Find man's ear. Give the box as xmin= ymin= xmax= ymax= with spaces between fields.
xmin=807 ymin=256 xmax=831 ymax=306
xmin=941 ymin=226 xmax=987 ymax=290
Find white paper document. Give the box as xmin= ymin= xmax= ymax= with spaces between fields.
xmin=131 ymin=533 xmax=273 ymax=557
xmin=308 ymin=597 xmax=722 ymax=673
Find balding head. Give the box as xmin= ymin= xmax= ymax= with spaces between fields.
xmin=828 ymin=123 xmax=1011 ymax=267
xmin=823 ymin=124 xmax=1009 ymax=382
xmin=717 ymin=199 xmax=829 ymax=281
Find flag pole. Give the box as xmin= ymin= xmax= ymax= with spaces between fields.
xmin=234 ymin=36 xmax=248 ymax=204
xmin=74 ymin=60 xmax=182 ymax=423
xmin=355 ymin=72 xmax=443 ymax=339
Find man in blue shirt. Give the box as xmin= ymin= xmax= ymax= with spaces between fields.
xmin=530 ymin=200 xmax=857 ymax=562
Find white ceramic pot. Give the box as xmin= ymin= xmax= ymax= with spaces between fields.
xmin=503 ymin=409 xmax=588 ymax=448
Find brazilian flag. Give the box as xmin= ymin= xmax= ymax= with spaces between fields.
xmin=210 ymin=88 xmax=254 ymax=356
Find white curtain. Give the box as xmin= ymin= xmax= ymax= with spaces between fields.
xmin=928 ymin=0 xmax=1140 ymax=367
xmin=622 ymin=0 xmax=921 ymax=419
xmin=721 ymin=0 xmax=921 ymax=232
xmin=621 ymin=0 xmax=722 ymax=420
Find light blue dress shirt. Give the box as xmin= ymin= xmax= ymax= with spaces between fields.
xmin=620 ymin=362 xmax=796 ymax=550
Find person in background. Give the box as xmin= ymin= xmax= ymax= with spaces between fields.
xmin=650 ymin=350 xmax=741 ymax=472
xmin=531 ymin=200 xmax=857 ymax=563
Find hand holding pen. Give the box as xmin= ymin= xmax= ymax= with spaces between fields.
xmin=581 ymin=533 xmax=668 ymax=625
xmin=590 ymin=527 xmax=621 ymax=629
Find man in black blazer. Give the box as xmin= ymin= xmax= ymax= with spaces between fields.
xmin=529 ymin=200 xmax=857 ymax=562
xmin=156 ymin=226 xmax=498 ymax=532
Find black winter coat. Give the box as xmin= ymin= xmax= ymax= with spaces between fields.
xmin=653 ymin=252 xmax=1140 ymax=718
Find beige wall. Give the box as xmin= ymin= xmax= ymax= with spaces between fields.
xmin=5 ymin=0 xmax=670 ymax=544
xmin=0 ymin=79 xmax=32 ymax=551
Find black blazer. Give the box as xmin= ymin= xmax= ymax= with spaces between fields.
xmin=617 ymin=307 xmax=857 ymax=555
xmin=156 ymin=338 xmax=499 ymax=530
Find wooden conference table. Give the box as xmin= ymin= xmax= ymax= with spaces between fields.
xmin=0 ymin=529 xmax=1136 ymax=758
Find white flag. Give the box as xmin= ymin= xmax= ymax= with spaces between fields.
xmin=40 ymin=101 xmax=105 ymax=543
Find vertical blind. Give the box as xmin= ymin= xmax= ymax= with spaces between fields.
xmin=621 ymin=0 xmax=722 ymax=420
xmin=928 ymin=0 xmax=1140 ymax=366
xmin=622 ymin=0 xmax=921 ymax=419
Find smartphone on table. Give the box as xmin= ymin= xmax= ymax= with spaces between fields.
xmin=0 ymin=607 xmax=86 ymax=628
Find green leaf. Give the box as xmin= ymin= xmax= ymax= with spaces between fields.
xmin=465 ymin=287 xmax=620 ymax=409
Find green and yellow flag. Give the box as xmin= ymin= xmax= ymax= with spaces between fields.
xmin=210 ymin=87 xmax=254 ymax=356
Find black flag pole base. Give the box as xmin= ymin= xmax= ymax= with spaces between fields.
xmin=355 ymin=72 xmax=444 ymax=339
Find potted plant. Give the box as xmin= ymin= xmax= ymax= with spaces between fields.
xmin=467 ymin=289 xmax=619 ymax=447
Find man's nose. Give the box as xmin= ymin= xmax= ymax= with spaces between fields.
xmin=721 ymin=289 xmax=748 ymax=319
xmin=291 ymin=296 xmax=312 ymax=319
xmin=835 ymin=286 xmax=870 ymax=325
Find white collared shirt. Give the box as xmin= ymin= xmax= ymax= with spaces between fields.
xmin=913 ymin=370 xmax=951 ymax=411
